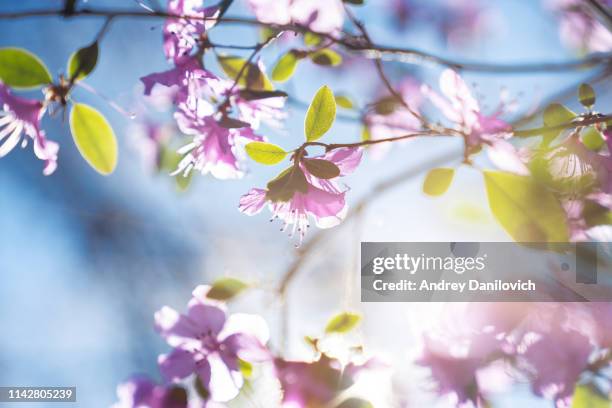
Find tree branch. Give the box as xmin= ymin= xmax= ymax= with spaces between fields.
xmin=1 ymin=7 xmax=611 ymax=74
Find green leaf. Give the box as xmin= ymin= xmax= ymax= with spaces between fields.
xmin=272 ymin=51 xmax=300 ymax=83
xmin=304 ymin=32 xmax=323 ymax=46
xmin=542 ymin=103 xmax=577 ymax=144
xmin=483 ymin=171 xmax=569 ymax=242
xmin=175 ymin=172 xmax=193 ymax=192
xmin=68 ymin=42 xmax=99 ymax=81
xmin=309 ymin=49 xmax=342 ymax=66
xmin=207 ymin=277 xmax=250 ymax=301
xmin=571 ymin=384 xmax=610 ymax=408
xmin=361 ymin=126 xmax=371 ymax=142
xmin=335 ymin=94 xmax=355 ymax=109
xmin=303 ymin=158 xmax=340 ymax=179
xmin=581 ymin=126 xmax=605 ymax=151
xmin=245 ymin=141 xmax=288 ymax=165
xmin=194 ymin=377 xmax=210 ymax=400
xmin=336 ymin=398 xmax=373 ymax=408
xmin=217 ymin=55 xmax=273 ymax=91
xmin=69 ymin=103 xmax=118 ymax=175
xmin=305 ymin=85 xmax=336 ymax=141
xmin=0 ymin=47 xmax=52 ymax=88
xmin=423 ymin=168 xmax=455 ymax=196
xmin=325 ymin=312 xmax=361 ymax=334
xmin=578 ymin=83 xmax=596 ymax=108
xmin=266 ymin=166 xmax=309 ymax=202
xmin=373 ymin=95 xmax=400 ymax=115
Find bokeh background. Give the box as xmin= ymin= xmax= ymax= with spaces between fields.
xmin=0 ymin=0 xmax=610 ymax=406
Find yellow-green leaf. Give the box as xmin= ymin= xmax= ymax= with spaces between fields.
xmin=69 ymin=103 xmax=118 ymax=175
xmin=423 ymin=168 xmax=455 ymax=196
xmin=310 ymin=49 xmax=342 ymax=66
xmin=335 ymin=94 xmax=355 ymax=109
xmin=542 ymin=103 xmax=577 ymax=144
xmin=484 ymin=171 xmax=569 ymax=242
xmin=217 ymin=55 xmax=273 ymax=91
xmin=305 ymin=85 xmax=336 ymax=141
xmin=336 ymin=398 xmax=374 ymax=408
xmin=578 ymin=83 xmax=596 ymax=108
xmin=304 ymin=32 xmax=322 ymax=46
xmin=245 ymin=141 xmax=288 ymax=165
xmin=303 ymin=158 xmax=340 ymax=179
xmin=207 ymin=277 xmax=250 ymax=301
xmin=68 ymin=42 xmax=99 ymax=81
xmin=272 ymin=51 xmax=300 ymax=83
xmin=325 ymin=312 xmax=361 ymax=334
xmin=571 ymin=384 xmax=610 ymax=408
xmin=0 ymin=47 xmax=52 ymax=89
xmin=581 ymin=126 xmax=605 ymax=151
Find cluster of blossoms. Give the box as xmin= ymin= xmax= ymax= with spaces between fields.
xmin=547 ymin=0 xmax=612 ymax=52
xmin=0 ymin=83 xmax=58 ymax=175
xmin=239 ymin=147 xmax=363 ymax=242
xmin=140 ymin=0 xmax=285 ymax=180
xmin=247 ymin=0 xmax=345 ymax=34
xmin=113 ymin=284 xmax=381 ymax=408
xmin=389 ymin=0 xmax=493 ymax=46
xmin=418 ymin=302 xmax=612 ymax=407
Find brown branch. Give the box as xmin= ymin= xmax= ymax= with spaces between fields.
xmin=0 ymin=7 xmax=611 ymax=73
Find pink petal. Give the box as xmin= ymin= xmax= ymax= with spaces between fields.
xmin=158 ymin=348 xmax=196 ymax=382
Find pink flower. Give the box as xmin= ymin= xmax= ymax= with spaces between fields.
xmin=247 ymin=0 xmax=344 ymax=34
xmin=172 ymin=84 xmax=264 ymax=179
xmin=112 ymin=376 xmax=188 ymax=408
xmin=164 ymin=0 xmax=219 ymax=63
xmin=365 ymin=77 xmax=423 ymax=158
xmin=515 ymin=310 xmax=593 ymax=407
xmin=274 ymin=354 xmax=376 ymax=408
xmin=239 ymin=147 xmax=363 ymax=241
xmin=547 ymin=0 xmax=612 ymax=52
xmin=0 ymin=83 xmax=58 ymax=175
xmin=422 ymin=69 xmax=512 ymax=145
xmin=140 ymin=57 xmax=214 ymax=102
xmin=155 ymin=285 xmax=270 ymax=402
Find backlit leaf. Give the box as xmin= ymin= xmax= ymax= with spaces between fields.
xmin=69 ymin=103 xmax=118 ymax=175
xmin=272 ymin=51 xmax=300 ymax=83
xmin=305 ymin=85 xmax=336 ymax=141
xmin=335 ymin=94 xmax=355 ymax=109
xmin=484 ymin=171 xmax=569 ymax=242
xmin=310 ymin=49 xmax=342 ymax=66
xmin=217 ymin=55 xmax=273 ymax=91
xmin=581 ymin=126 xmax=605 ymax=151
xmin=542 ymin=103 xmax=577 ymax=144
xmin=266 ymin=166 xmax=309 ymax=202
xmin=207 ymin=277 xmax=250 ymax=301
xmin=0 ymin=47 xmax=52 ymax=88
xmin=571 ymin=384 xmax=610 ymax=408
xmin=325 ymin=312 xmax=361 ymax=334
xmin=423 ymin=168 xmax=455 ymax=196
xmin=336 ymin=398 xmax=373 ymax=408
xmin=245 ymin=142 xmax=288 ymax=165
xmin=68 ymin=42 xmax=99 ymax=81
xmin=578 ymin=83 xmax=596 ymax=108
xmin=303 ymin=158 xmax=340 ymax=179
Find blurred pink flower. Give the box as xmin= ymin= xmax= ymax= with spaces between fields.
xmin=515 ymin=309 xmax=593 ymax=407
xmin=547 ymin=0 xmax=612 ymax=52
xmin=274 ymin=354 xmax=377 ymax=407
xmin=164 ymin=0 xmax=219 ymax=63
xmin=247 ymin=0 xmax=344 ymax=34
xmin=0 ymin=83 xmax=58 ymax=175
xmin=239 ymin=147 xmax=363 ymax=241
xmin=155 ymin=285 xmax=269 ymax=402
xmin=112 ymin=376 xmax=188 ymax=408
xmin=364 ymin=77 xmax=423 ymax=158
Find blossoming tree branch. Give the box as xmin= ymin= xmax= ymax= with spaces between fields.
xmin=1 ymin=0 xmax=612 ymax=407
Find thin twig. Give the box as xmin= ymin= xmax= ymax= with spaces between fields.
xmin=0 ymin=8 xmax=611 ymax=73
